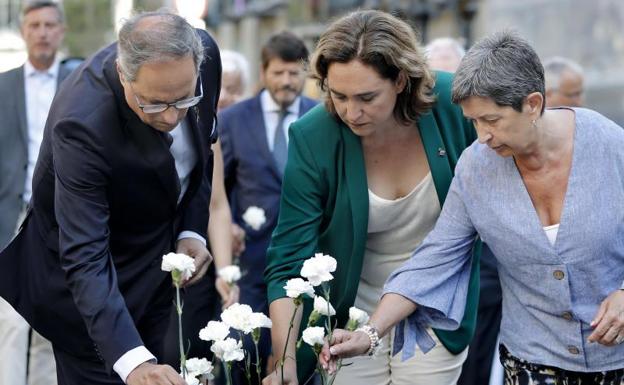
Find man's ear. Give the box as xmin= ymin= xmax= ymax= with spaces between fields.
xmin=116 ymin=60 xmax=125 ymax=83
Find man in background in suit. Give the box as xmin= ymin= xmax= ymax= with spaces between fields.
xmin=218 ymin=31 xmax=317 ymax=385
xmin=0 ymin=2 xmax=68 ymax=384
xmin=0 ymin=10 xmax=220 ymax=385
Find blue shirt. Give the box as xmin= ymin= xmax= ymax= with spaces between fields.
xmin=384 ymin=108 xmax=624 ymax=372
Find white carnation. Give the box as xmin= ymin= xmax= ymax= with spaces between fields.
xmin=181 ymin=373 xmax=199 ymax=385
xmin=300 ymin=253 xmax=337 ymax=286
xmin=302 ymin=326 xmax=325 ymax=347
xmin=198 ymin=320 xmax=230 ymax=342
xmin=348 ymin=306 xmax=370 ymax=326
xmin=218 ymin=265 xmax=241 ymax=284
xmin=161 ymin=252 xmax=196 ymax=281
xmin=242 ymin=206 xmax=266 ymax=231
xmin=210 ymin=338 xmax=245 ymax=362
xmin=313 ymin=296 xmax=336 ymax=316
xmin=221 ymin=303 xmax=254 ymax=334
xmin=249 ymin=312 xmax=272 ymax=329
xmin=185 ymin=357 xmax=214 ymax=380
xmin=283 ymin=278 xmax=315 ymax=299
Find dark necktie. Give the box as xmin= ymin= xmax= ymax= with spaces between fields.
xmin=159 ymin=130 xmax=180 ymax=199
xmin=161 ymin=131 xmax=174 ymax=148
xmin=273 ymin=109 xmax=288 ymax=175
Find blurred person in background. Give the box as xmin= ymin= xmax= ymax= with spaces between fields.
xmin=0 ymin=10 xmax=221 ymax=385
xmin=220 ymin=49 xmax=251 ymax=259
xmin=263 ymin=10 xmax=479 ymax=385
xmin=0 ymin=2 xmax=70 ymax=385
xmin=425 ymin=37 xmax=465 ymax=73
xmin=218 ymin=49 xmax=251 ymax=111
xmin=324 ymin=31 xmax=624 ymax=385
xmin=219 ymin=31 xmax=317 ymax=385
xmin=544 ymin=56 xmax=585 ymax=107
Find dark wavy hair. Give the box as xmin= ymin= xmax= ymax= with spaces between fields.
xmin=310 ymin=10 xmax=435 ymax=125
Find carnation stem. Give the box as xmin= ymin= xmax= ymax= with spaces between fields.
xmin=253 ymin=337 xmax=262 ymax=385
xmin=322 ymin=285 xmax=334 ymax=349
xmin=240 ymin=331 xmax=252 ymax=385
xmin=281 ymin=301 xmax=300 ymax=385
xmin=176 ymin=284 xmax=186 ymax=377
xmin=223 ymin=361 xmax=233 ymax=385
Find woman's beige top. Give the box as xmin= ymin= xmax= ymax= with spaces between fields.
xmin=355 ymin=172 xmax=440 ymax=314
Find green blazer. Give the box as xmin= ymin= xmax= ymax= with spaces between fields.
xmin=265 ymin=72 xmax=480 ymax=380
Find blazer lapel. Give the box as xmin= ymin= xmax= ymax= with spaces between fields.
xmin=418 ymin=111 xmax=454 ymax=205
xmin=14 ymin=67 xmax=28 ymax=149
xmin=341 ymin=125 xmax=368 ymax=267
xmin=178 ymin=107 xmax=205 ymax=208
xmin=337 ymin=123 xmax=369 ymax=308
xmin=124 ymin=112 xmax=180 ymax=209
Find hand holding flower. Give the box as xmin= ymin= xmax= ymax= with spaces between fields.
xmin=320 ymin=328 xmax=371 ymax=374
xmin=175 ymin=238 xmax=213 ymax=286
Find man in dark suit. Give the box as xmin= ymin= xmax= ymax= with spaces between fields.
xmin=218 ymin=31 xmax=317 ymax=385
xmin=0 ymin=10 xmax=220 ymax=385
xmin=0 ymin=2 xmax=70 ymax=385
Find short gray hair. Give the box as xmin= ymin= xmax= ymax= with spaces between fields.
xmin=20 ymin=1 xmax=64 ymax=24
xmin=221 ymin=50 xmax=250 ymax=93
xmin=117 ymin=10 xmax=204 ymax=82
xmin=452 ymin=31 xmax=545 ymax=114
xmin=543 ymin=56 xmax=584 ymax=92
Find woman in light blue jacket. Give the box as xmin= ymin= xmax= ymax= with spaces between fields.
xmin=324 ymin=31 xmax=624 ymax=384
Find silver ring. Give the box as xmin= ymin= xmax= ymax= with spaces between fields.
xmin=616 ymin=335 xmax=624 ymax=345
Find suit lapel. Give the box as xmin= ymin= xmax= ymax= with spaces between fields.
xmin=124 ymin=113 xmax=180 ymax=209
xmin=178 ymin=107 xmax=205 ymax=208
xmin=14 ymin=67 xmax=28 ymax=149
xmin=249 ymin=96 xmax=282 ymax=180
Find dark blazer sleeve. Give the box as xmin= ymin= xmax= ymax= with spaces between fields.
xmin=53 ymin=118 xmax=144 ymax=366
xmin=180 ymin=30 xmax=221 ymax=236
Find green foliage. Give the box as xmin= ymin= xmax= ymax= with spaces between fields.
xmin=63 ymin=0 xmax=113 ymax=58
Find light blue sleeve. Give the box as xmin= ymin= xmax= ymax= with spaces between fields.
xmin=383 ymin=162 xmax=478 ymax=360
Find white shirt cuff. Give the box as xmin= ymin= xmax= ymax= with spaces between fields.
xmin=113 ymin=346 xmax=156 ymax=383
xmin=178 ymin=231 xmax=206 ymax=246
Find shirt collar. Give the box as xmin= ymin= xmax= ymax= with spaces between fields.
xmin=260 ymin=89 xmax=301 ymax=116
xmin=24 ymin=57 xmax=60 ymax=79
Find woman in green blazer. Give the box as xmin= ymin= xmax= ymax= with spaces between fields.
xmin=263 ymin=10 xmax=480 ymax=385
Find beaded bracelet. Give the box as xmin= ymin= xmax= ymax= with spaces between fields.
xmin=356 ymin=324 xmax=381 ymax=356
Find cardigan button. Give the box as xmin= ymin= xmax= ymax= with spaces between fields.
xmin=567 ymin=346 xmax=580 ymax=355
xmin=553 ymin=270 xmax=565 ymax=280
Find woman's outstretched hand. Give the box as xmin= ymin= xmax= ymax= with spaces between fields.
xmin=319 ymin=329 xmax=371 ymax=374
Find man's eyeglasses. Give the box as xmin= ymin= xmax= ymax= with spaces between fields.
xmin=131 ymin=78 xmax=203 ymax=114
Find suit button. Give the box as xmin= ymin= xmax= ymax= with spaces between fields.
xmin=567 ymin=346 xmax=579 ymax=355
xmin=553 ymin=270 xmax=565 ymax=280
xmin=562 ymin=311 xmax=573 ymax=321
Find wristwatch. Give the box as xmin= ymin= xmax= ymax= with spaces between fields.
xmin=356 ymin=324 xmax=381 ymax=356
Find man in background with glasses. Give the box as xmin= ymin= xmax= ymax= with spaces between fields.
xmin=0 ymin=10 xmax=221 ymax=385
